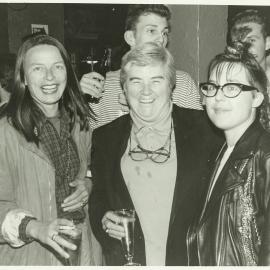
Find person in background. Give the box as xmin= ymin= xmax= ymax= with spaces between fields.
xmin=0 ymin=34 xmax=102 ymax=265
xmin=229 ymin=9 xmax=270 ymax=80
xmin=80 ymin=4 xmax=203 ymax=129
xmin=89 ymin=42 xmax=221 ymax=266
xmin=187 ymin=41 xmax=270 ymax=265
xmin=0 ymin=59 xmax=15 ymax=107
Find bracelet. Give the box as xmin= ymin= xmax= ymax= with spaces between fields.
xmin=18 ymin=216 xmax=37 ymax=244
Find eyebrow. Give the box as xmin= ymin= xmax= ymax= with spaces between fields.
xmin=29 ymin=60 xmax=64 ymax=66
xmin=144 ymin=24 xmax=169 ymax=30
xmin=151 ymin=76 xmax=165 ymax=80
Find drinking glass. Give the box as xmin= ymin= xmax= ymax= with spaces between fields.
xmin=114 ymin=209 xmax=141 ymax=266
xmin=59 ymin=223 xmax=82 ymax=266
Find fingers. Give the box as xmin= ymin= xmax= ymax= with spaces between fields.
xmin=48 ymin=237 xmax=71 ymax=259
xmin=80 ymin=72 xmax=105 ymax=98
xmin=102 ymin=211 xmax=125 ymax=240
xmin=62 ymin=181 xmax=89 ymax=211
xmin=62 ymin=189 xmax=88 ymax=210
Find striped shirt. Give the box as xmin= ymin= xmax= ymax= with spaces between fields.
xmin=89 ymin=69 xmax=203 ymax=129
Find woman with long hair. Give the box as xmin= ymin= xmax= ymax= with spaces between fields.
xmin=0 ymin=34 xmax=102 ymax=265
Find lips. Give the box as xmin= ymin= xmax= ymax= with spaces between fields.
xmin=41 ymin=84 xmax=58 ymax=93
xmin=213 ymin=107 xmax=230 ymax=114
xmin=140 ymin=98 xmax=154 ymax=104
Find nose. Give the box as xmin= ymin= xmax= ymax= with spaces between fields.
xmin=155 ymin=33 xmax=165 ymax=47
xmin=215 ymin=87 xmax=225 ymax=101
xmin=45 ymin=68 xmax=54 ymax=80
xmin=141 ymin=83 xmax=151 ymax=95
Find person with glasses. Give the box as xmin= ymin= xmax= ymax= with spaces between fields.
xmin=187 ymin=41 xmax=270 ymax=266
xmin=89 ymin=42 xmax=222 ymax=266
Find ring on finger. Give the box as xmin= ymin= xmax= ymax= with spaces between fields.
xmin=51 ymin=233 xmax=58 ymax=241
xmin=105 ymin=228 xmax=109 ymax=233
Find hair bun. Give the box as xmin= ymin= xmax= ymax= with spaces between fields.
xmin=225 ymin=40 xmax=250 ymax=58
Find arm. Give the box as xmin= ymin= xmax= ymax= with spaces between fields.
xmin=88 ymin=130 xmax=116 ymax=248
xmin=258 ymin=155 xmax=270 ymax=265
xmin=173 ymin=70 xmax=203 ymax=110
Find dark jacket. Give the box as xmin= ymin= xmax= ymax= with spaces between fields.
xmin=187 ymin=120 xmax=270 ymax=266
xmin=89 ymin=105 xmax=222 ymax=265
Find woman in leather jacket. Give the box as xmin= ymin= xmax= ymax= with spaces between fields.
xmin=186 ymin=40 xmax=270 ymax=266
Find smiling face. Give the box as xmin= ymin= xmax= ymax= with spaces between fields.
xmin=125 ymin=13 xmax=169 ymax=48
xmin=205 ymin=62 xmax=263 ymax=135
xmin=124 ymin=63 xmax=172 ymax=123
xmin=23 ymin=44 xmax=67 ymax=116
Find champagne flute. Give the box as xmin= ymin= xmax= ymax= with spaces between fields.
xmin=114 ymin=209 xmax=141 ymax=266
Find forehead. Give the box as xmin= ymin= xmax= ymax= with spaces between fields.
xmin=136 ymin=13 xmax=168 ymax=29
xmin=210 ymin=62 xmax=249 ymax=83
xmin=25 ymin=44 xmax=62 ymax=62
xmin=126 ymin=62 xmax=166 ymax=76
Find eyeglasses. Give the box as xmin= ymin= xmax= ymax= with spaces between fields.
xmin=128 ymin=123 xmax=172 ymax=164
xmin=200 ymin=82 xmax=258 ymax=98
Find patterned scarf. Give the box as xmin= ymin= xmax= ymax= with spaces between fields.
xmin=34 ymin=106 xmax=85 ymax=223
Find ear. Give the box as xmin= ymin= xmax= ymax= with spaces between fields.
xmin=252 ymin=92 xmax=264 ymax=108
xmin=266 ymin=36 xmax=270 ymax=51
xmin=124 ymin=30 xmax=136 ymax=48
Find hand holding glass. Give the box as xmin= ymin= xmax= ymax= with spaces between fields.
xmin=114 ymin=209 xmax=141 ymax=266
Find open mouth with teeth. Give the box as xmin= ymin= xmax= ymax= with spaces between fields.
xmin=140 ymin=99 xmax=154 ymax=104
xmin=42 ymin=84 xmax=58 ymax=93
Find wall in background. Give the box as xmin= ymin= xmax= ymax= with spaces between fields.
xmin=169 ymin=5 xmax=228 ymax=84
xmin=3 ymin=3 xmax=64 ymax=54
xmin=0 ymin=4 xmax=8 ymax=54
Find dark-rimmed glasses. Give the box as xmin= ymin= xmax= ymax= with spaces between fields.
xmin=200 ymin=82 xmax=258 ymax=98
xmin=128 ymin=124 xmax=172 ymax=164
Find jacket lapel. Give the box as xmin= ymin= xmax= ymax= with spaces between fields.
xmin=110 ymin=115 xmax=135 ymax=209
xmin=199 ymin=120 xmax=264 ymax=224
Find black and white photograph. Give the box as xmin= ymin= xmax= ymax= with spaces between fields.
xmin=0 ymin=0 xmax=270 ymax=266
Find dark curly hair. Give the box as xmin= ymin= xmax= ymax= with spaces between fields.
xmin=230 ymin=9 xmax=268 ymax=41
xmin=208 ymin=40 xmax=270 ymax=131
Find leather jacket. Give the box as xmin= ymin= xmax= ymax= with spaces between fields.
xmin=187 ymin=120 xmax=270 ymax=266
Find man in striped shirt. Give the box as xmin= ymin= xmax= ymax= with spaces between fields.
xmin=80 ymin=5 xmax=203 ymax=129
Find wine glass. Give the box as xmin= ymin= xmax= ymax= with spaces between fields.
xmin=114 ymin=209 xmax=141 ymax=266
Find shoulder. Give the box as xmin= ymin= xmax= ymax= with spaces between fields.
xmin=172 ymin=104 xmax=223 ymax=143
xmin=0 ymin=117 xmax=23 ymax=148
xmin=176 ymin=69 xmax=195 ymax=82
xmin=257 ymin=129 xmax=270 ymax=156
xmin=173 ymin=104 xmax=206 ymax=121
xmin=105 ymin=70 xmax=120 ymax=83
xmin=92 ymin=114 xmax=130 ymax=140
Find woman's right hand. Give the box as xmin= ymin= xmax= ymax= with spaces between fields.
xmin=26 ymin=218 xmax=77 ymax=259
xmin=102 ymin=211 xmax=125 ymax=240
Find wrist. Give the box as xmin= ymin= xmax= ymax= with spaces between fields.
xmin=25 ymin=219 xmax=40 ymax=240
xmin=19 ymin=216 xmax=37 ymax=243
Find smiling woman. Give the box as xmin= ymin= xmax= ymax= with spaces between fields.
xmin=187 ymin=41 xmax=270 ymax=266
xmin=0 ymin=34 xmax=102 ymax=265
xmin=23 ymin=44 xmax=67 ymax=117
xmin=89 ymin=42 xmax=222 ymax=266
